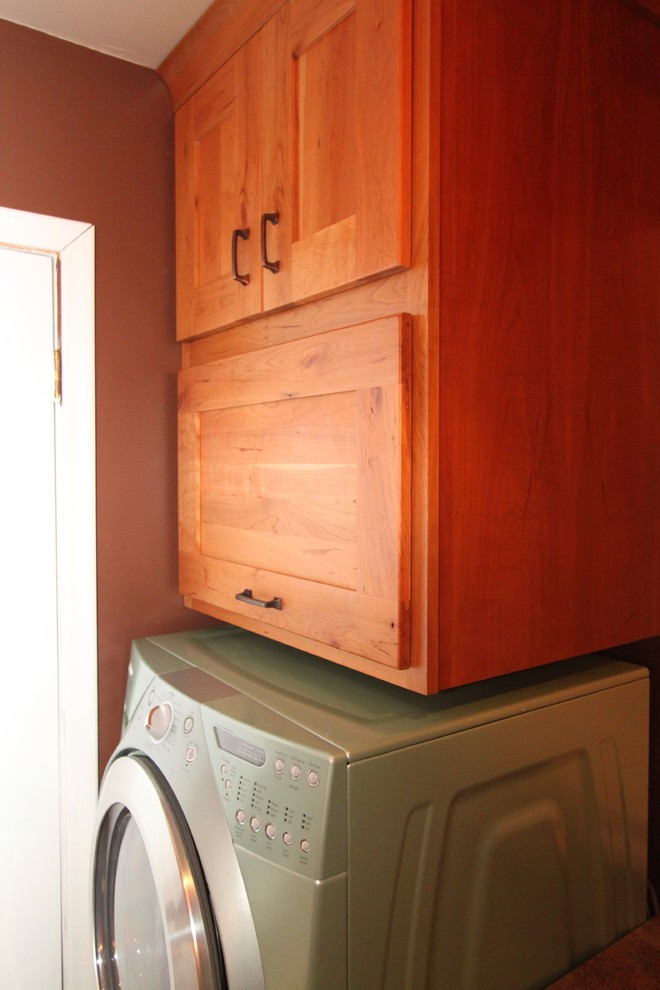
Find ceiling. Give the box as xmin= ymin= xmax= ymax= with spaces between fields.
xmin=0 ymin=0 xmax=214 ymax=68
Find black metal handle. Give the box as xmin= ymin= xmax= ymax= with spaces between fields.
xmin=231 ymin=227 xmax=250 ymax=285
xmin=235 ymin=588 xmax=282 ymax=610
xmin=260 ymin=212 xmax=280 ymax=273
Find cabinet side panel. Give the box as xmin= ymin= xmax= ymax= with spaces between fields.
xmin=438 ymin=0 xmax=660 ymax=684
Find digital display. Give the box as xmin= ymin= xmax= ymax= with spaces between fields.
xmin=214 ymin=726 xmax=266 ymax=767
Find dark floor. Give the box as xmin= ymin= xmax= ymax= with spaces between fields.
xmin=548 ymin=915 xmax=660 ymax=988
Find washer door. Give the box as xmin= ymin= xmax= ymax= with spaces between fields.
xmin=93 ymin=753 xmax=253 ymax=990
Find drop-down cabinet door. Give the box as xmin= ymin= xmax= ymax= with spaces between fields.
xmin=178 ymin=315 xmax=412 ymax=670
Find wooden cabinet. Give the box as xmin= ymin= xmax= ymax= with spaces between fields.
xmin=163 ymin=0 xmax=659 ymax=692
xmin=178 ymin=315 xmax=412 ymax=667
xmin=175 ymin=42 xmax=261 ymax=334
xmin=174 ymin=0 xmax=411 ymax=340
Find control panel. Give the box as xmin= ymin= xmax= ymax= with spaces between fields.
xmin=122 ymin=667 xmax=347 ymax=882
xmin=202 ymin=710 xmax=345 ymax=880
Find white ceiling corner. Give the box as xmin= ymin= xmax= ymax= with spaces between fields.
xmin=0 ymin=0 xmax=214 ymax=68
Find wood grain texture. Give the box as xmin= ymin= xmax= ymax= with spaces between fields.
xmin=178 ymin=315 xmax=412 ymax=667
xmin=179 ymin=551 xmax=405 ymax=665
xmin=182 ymin=592 xmax=412 ymax=677
xmin=355 ymin=0 xmax=412 ymax=276
xmin=159 ymin=0 xmax=285 ymax=109
xmin=175 ymin=40 xmax=262 ymax=339
xmin=357 ymin=385 xmax=412 ymax=600
xmin=179 ymin=317 xmax=407 ymax=407
xmin=201 ymin=392 xmax=359 ymax=588
xmin=405 ymin=0 xmax=436 ymax=691
xmin=288 ymin=0 xmax=412 ymax=297
xmin=295 ymin=11 xmax=356 ymax=239
xmin=181 ymin=271 xmax=410 ymax=364
xmin=176 ymin=0 xmax=435 ymax=693
xmin=174 ymin=0 xmax=658 ymax=694
xmin=436 ymin=0 xmax=659 ymax=686
xmin=260 ymin=3 xmax=292 ymax=311
xmin=172 ymin=0 xmax=412 ymax=339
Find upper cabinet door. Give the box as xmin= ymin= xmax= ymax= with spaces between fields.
xmin=262 ymin=0 xmax=412 ymax=312
xmin=175 ymin=38 xmax=262 ymax=340
xmin=175 ymin=0 xmax=411 ymax=339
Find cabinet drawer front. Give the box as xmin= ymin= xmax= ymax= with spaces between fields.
xmin=179 ymin=315 xmax=412 ymax=668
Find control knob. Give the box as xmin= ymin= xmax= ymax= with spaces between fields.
xmin=145 ymin=701 xmax=174 ymax=743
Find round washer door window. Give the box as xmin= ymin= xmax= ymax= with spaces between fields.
xmin=94 ymin=754 xmax=225 ymax=989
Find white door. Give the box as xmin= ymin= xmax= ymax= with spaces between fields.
xmin=0 ymin=246 xmax=62 ymax=987
xmin=0 ymin=209 xmax=97 ymax=989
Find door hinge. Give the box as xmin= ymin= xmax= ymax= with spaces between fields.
xmin=53 ymin=347 xmax=62 ymax=402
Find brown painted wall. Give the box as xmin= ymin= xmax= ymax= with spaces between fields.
xmin=0 ymin=19 xmax=213 ymax=772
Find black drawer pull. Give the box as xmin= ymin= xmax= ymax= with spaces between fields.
xmin=236 ymin=588 xmax=282 ymax=610
xmin=231 ymin=227 xmax=250 ymax=285
xmin=260 ymin=211 xmax=280 ymax=273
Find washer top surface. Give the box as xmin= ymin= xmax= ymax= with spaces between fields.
xmin=135 ymin=627 xmax=645 ymax=761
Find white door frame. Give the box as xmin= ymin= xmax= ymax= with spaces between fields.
xmin=0 ymin=206 xmax=97 ymax=988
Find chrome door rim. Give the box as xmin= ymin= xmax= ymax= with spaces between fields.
xmin=94 ymin=753 xmax=223 ymax=990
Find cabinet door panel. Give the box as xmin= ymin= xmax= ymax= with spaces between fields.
xmin=296 ymin=10 xmax=356 ymax=240
xmin=201 ymin=391 xmax=358 ymax=588
xmin=262 ymin=0 xmax=411 ymax=311
xmin=176 ymin=0 xmax=411 ymax=335
xmin=179 ymin=315 xmax=412 ymax=668
xmin=175 ymin=43 xmax=262 ymax=339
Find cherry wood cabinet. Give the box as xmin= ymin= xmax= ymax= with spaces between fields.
xmin=163 ymin=0 xmax=659 ymax=692
xmin=175 ymin=41 xmax=261 ymax=334
xmin=174 ymin=0 xmax=411 ymax=340
xmin=178 ymin=315 xmax=412 ymax=667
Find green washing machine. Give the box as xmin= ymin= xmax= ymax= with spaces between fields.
xmin=91 ymin=626 xmax=649 ymax=990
